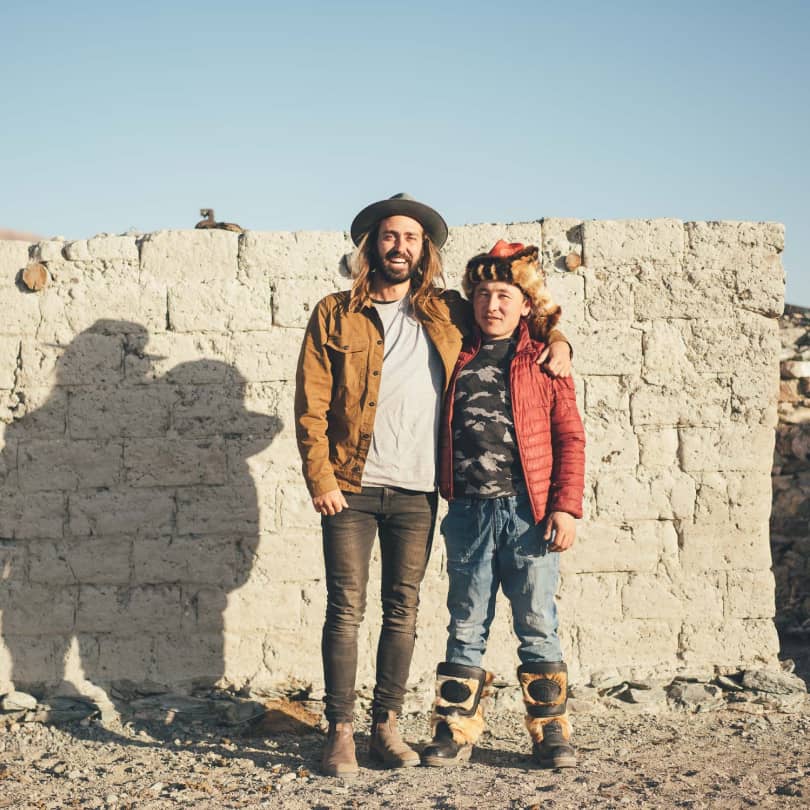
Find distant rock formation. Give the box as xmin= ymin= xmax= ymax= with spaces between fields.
xmin=0 ymin=228 xmax=44 ymax=242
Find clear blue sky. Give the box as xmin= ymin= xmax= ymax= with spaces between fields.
xmin=2 ymin=1 xmax=808 ymax=304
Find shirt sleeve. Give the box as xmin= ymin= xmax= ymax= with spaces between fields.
xmin=547 ymin=375 xmax=586 ymax=517
xmin=294 ymin=301 xmax=340 ymax=497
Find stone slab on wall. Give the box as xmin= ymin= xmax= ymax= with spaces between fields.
xmin=0 ymin=220 xmax=784 ymax=698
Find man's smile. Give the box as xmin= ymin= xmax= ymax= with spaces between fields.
xmin=385 ymin=251 xmax=411 ymax=265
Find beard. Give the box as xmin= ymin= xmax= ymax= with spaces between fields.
xmin=374 ymin=247 xmax=421 ymax=284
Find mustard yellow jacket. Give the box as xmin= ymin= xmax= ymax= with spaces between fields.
xmin=294 ymin=289 xmax=566 ymax=497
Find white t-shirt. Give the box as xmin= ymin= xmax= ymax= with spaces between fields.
xmin=361 ymin=295 xmax=443 ymax=491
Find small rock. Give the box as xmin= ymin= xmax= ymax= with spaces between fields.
xmin=493 ymin=684 xmax=524 ymax=713
xmin=568 ymin=697 xmax=603 ymax=714
xmin=782 ymin=360 xmax=810 ymax=378
xmin=625 ymin=686 xmax=668 ymax=706
xmin=278 ymin=772 xmax=297 ymax=784
xmin=22 ymin=262 xmax=48 ymax=291
xmin=220 ymin=699 xmax=266 ymax=725
xmin=401 ymin=685 xmax=433 ymax=715
xmin=729 ymin=702 xmax=765 ymax=715
xmin=110 ymin=679 xmax=169 ymax=702
xmin=1 ymin=691 xmax=38 ymax=712
xmin=742 ymin=668 xmax=807 ymax=695
xmin=752 ymin=692 xmax=807 ymax=713
xmin=775 ymin=783 xmax=803 ymax=797
xmin=716 ymin=676 xmax=744 ymax=692
xmin=672 ymin=666 xmax=715 ymax=682
xmin=668 ymin=682 xmax=725 ymax=712
xmin=625 ymin=680 xmax=653 ymax=690
xmin=589 ymin=669 xmax=624 ymax=691
xmin=569 ymin=684 xmax=600 ymax=700
xmin=34 ymin=697 xmax=97 ymax=724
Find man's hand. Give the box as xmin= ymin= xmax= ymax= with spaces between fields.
xmin=544 ymin=511 xmax=576 ymax=552
xmin=537 ymin=341 xmax=572 ymax=378
xmin=312 ymin=489 xmax=349 ymax=516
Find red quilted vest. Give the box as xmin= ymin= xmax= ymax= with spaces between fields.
xmin=438 ymin=318 xmax=586 ymax=523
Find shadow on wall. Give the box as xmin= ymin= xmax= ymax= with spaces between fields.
xmin=0 ymin=320 xmax=282 ymax=708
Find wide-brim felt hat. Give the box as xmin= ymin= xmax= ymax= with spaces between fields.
xmin=350 ymin=192 xmax=448 ymax=248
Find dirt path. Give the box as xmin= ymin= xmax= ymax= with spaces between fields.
xmin=1 ymin=698 xmax=808 ymax=809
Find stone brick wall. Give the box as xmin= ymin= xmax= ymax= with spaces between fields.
xmin=773 ymin=304 xmax=810 ymax=633
xmin=0 ymin=219 xmax=785 ymax=699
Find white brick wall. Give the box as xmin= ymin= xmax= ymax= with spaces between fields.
xmin=0 ymin=218 xmax=785 ymax=695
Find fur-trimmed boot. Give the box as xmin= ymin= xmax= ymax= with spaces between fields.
xmin=421 ymin=662 xmax=492 ymax=767
xmin=518 ymin=661 xmax=577 ymax=768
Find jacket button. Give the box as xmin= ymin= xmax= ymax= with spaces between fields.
xmin=376 ymin=339 xmax=383 ymax=345
xmin=372 ymin=370 xmax=379 ymax=376
xmin=342 ymin=344 xmax=349 ymax=350
xmin=361 ymin=433 xmax=370 ymax=439
xmin=369 ymin=401 xmax=376 ymax=407
xmin=352 ymin=466 xmax=361 ymax=473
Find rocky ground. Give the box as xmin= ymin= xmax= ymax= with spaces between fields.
xmin=2 ymin=656 xmax=809 ymax=810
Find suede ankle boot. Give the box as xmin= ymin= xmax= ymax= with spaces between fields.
xmin=368 ymin=709 xmax=420 ymax=768
xmin=321 ymin=721 xmax=359 ymax=777
xmin=422 ymin=662 xmax=492 ymax=767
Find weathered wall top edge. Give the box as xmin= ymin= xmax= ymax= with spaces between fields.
xmin=0 ymin=219 xmax=786 ymax=250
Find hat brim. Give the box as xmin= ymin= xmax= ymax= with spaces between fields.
xmin=350 ymin=198 xmax=448 ymax=248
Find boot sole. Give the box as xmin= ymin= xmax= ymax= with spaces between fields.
xmin=422 ymin=746 xmax=473 ymax=767
xmin=320 ymin=766 xmax=360 ymax=778
xmin=368 ymin=749 xmax=420 ymax=768
xmin=537 ymin=755 xmax=577 ymax=769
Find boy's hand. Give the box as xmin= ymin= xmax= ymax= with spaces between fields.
xmin=312 ymin=489 xmax=349 ymax=516
xmin=544 ymin=511 xmax=577 ymax=551
xmin=537 ymin=341 xmax=572 ymax=378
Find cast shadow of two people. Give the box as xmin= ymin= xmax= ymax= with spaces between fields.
xmin=1 ymin=319 xmax=282 ymax=724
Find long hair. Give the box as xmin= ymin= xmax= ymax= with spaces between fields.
xmin=348 ymin=225 xmax=448 ymax=321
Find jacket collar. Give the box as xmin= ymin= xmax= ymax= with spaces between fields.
xmin=463 ymin=317 xmax=542 ymax=360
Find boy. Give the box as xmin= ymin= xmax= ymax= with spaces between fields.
xmin=422 ymin=240 xmax=585 ymax=769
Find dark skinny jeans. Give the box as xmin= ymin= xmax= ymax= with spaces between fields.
xmin=320 ymin=486 xmax=437 ymax=723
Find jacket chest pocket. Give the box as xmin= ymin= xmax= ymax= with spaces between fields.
xmin=325 ymin=335 xmax=368 ymax=395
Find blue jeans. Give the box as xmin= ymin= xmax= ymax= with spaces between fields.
xmin=441 ymin=493 xmax=562 ymax=667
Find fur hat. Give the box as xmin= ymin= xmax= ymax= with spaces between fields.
xmin=463 ymin=241 xmax=561 ymax=338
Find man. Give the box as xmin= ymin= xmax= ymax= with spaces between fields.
xmin=294 ymin=194 xmax=572 ymax=777
xmin=421 ymin=240 xmax=585 ymax=770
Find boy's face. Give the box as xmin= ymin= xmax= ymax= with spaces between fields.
xmin=472 ymin=280 xmax=531 ymax=340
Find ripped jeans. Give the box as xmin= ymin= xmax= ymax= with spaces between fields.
xmin=441 ymin=493 xmax=562 ymax=667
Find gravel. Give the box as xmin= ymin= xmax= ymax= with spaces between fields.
xmin=1 ymin=694 xmax=808 ymax=809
